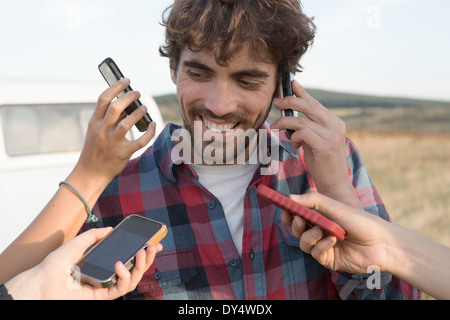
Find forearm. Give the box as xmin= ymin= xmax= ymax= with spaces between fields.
xmin=319 ymin=181 xmax=363 ymax=210
xmin=0 ymin=168 xmax=107 ymax=283
xmin=387 ymin=223 xmax=450 ymax=300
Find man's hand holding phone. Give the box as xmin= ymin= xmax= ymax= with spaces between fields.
xmin=271 ymin=79 xmax=361 ymax=209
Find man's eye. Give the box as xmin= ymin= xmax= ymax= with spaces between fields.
xmin=187 ymin=70 xmax=205 ymax=80
xmin=238 ymin=79 xmax=261 ymax=90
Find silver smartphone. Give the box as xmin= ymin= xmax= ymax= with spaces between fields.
xmin=98 ymin=57 xmax=152 ymax=132
xmin=71 ymin=215 xmax=167 ymax=288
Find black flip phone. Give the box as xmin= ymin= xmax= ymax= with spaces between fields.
xmin=279 ymin=72 xmax=298 ymax=139
xmin=98 ymin=57 xmax=152 ymax=132
xmin=71 ymin=215 xmax=167 ymax=288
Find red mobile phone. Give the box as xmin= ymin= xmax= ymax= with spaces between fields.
xmin=256 ymin=185 xmax=346 ymax=240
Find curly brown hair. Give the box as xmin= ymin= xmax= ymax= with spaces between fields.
xmin=159 ymin=0 xmax=316 ymax=77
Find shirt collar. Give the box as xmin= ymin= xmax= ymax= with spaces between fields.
xmin=152 ymin=122 xmax=299 ymax=182
xmin=261 ymin=121 xmax=300 ymax=160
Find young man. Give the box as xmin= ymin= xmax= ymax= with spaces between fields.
xmin=89 ymin=0 xmax=420 ymax=299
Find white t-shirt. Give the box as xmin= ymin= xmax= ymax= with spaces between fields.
xmin=190 ymin=161 xmax=258 ymax=256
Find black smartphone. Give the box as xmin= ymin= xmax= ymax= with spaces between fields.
xmin=71 ymin=215 xmax=167 ymax=288
xmin=98 ymin=57 xmax=152 ymax=132
xmin=279 ymin=72 xmax=298 ymax=139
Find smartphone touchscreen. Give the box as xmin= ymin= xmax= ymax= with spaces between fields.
xmin=72 ymin=215 xmax=167 ymax=288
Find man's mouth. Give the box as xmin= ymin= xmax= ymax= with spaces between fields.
xmin=201 ymin=116 xmax=238 ymax=133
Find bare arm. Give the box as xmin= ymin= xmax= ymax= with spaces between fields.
xmin=385 ymin=222 xmax=450 ymax=300
xmin=0 ymin=78 xmax=156 ymax=283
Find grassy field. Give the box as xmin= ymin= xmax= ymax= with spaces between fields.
xmin=347 ymin=129 xmax=450 ymax=247
xmin=154 ymin=91 xmax=450 ymax=299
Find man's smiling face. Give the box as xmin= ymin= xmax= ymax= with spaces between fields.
xmin=171 ymin=46 xmax=278 ymax=164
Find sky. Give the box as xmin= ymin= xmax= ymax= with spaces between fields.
xmin=0 ymin=0 xmax=449 ymax=103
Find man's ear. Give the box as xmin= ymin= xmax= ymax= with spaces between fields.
xmin=273 ymin=78 xmax=282 ymax=99
xmin=170 ymin=60 xmax=177 ymax=84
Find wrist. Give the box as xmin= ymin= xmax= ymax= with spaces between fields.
xmin=382 ymin=222 xmax=419 ymax=277
xmin=4 ymin=267 xmax=43 ymax=300
xmin=318 ymin=182 xmax=363 ymax=209
xmin=65 ymin=165 xmax=111 ymax=209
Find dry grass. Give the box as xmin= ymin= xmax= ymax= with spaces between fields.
xmin=348 ymin=130 xmax=450 ymax=248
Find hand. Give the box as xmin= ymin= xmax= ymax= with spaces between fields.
xmin=271 ymin=81 xmax=359 ymax=207
xmin=6 ymin=227 xmax=162 ymax=300
xmin=281 ymin=192 xmax=392 ymax=274
xmin=70 ymin=78 xmax=156 ymax=191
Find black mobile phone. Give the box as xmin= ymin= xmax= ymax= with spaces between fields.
xmin=279 ymin=72 xmax=298 ymax=139
xmin=98 ymin=57 xmax=152 ymax=132
xmin=72 ymin=215 xmax=167 ymax=288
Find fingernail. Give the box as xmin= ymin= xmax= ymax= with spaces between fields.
xmin=312 ymin=226 xmax=322 ymax=238
xmin=116 ymin=261 xmax=126 ymax=270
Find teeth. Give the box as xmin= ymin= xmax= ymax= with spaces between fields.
xmin=203 ymin=118 xmax=237 ymax=133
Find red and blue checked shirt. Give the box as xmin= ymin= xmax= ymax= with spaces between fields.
xmin=87 ymin=123 xmax=421 ymax=300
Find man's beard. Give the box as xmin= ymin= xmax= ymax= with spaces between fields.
xmin=181 ymin=100 xmax=273 ymax=165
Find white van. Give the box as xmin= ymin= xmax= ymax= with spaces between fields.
xmin=0 ymin=81 xmax=164 ymax=252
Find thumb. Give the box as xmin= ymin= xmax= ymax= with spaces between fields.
xmin=62 ymin=227 xmax=113 ymax=262
xmin=290 ymin=192 xmax=351 ymax=222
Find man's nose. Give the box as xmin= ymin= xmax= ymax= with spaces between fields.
xmin=204 ymin=80 xmax=238 ymax=117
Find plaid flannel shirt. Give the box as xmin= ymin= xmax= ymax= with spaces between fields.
xmin=87 ymin=122 xmax=420 ymax=300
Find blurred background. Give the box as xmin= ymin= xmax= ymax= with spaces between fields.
xmin=1 ymin=0 xmax=449 ymax=299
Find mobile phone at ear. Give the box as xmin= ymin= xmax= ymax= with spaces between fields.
xmin=71 ymin=215 xmax=167 ymax=288
xmin=98 ymin=57 xmax=152 ymax=132
xmin=279 ymin=72 xmax=298 ymax=139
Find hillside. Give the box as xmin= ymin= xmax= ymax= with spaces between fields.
xmin=154 ymin=89 xmax=450 ymax=134
xmin=303 ymin=88 xmax=450 ymax=109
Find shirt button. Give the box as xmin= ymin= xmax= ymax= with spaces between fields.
xmin=207 ymin=201 xmax=216 ymax=209
xmin=153 ymin=270 xmax=161 ymax=280
xmin=229 ymin=259 xmax=239 ymax=268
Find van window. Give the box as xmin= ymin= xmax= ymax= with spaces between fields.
xmin=0 ymin=103 xmax=95 ymax=156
